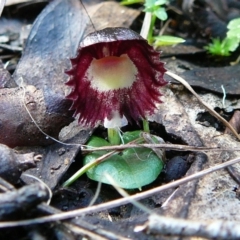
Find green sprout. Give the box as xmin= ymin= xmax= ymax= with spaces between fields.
xmin=205 ymin=18 xmax=240 ymax=57
xmin=121 ymin=0 xmax=185 ymax=45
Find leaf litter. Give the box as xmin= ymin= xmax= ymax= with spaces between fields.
xmin=1 ymin=0 xmax=240 ymax=239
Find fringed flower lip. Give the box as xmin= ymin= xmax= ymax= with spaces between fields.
xmin=66 ymin=27 xmax=167 ymax=128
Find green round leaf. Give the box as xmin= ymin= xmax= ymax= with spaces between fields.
xmin=84 ymin=147 xmax=163 ymax=189
xmin=84 ymin=131 xmax=164 ymax=189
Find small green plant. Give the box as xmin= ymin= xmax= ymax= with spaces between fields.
xmin=121 ymin=0 xmax=168 ymax=21
xmin=144 ymin=0 xmax=168 ymax=42
xmin=205 ymin=18 xmax=240 ymax=56
xmin=121 ymin=0 xmax=185 ymax=45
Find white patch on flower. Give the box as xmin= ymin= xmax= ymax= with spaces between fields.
xmin=104 ymin=111 xmax=128 ymax=128
xmin=103 ymin=46 xmax=110 ymax=57
xmin=86 ymin=54 xmax=137 ymax=91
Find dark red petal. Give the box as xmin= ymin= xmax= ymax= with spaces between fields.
xmin=66 ymin=27 xmax=167 ymax=127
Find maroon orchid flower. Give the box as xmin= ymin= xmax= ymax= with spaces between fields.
xmin=66 ymin=27 xmax=167 ymax=128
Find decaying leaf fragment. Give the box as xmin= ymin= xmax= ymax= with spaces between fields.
xmin=0 ymin=143 xmax=36 ymax=184
xmin=0 ymin=86 xmax=71 ymax=147
xmin=225 ymin=110 xmax=240 ymax=135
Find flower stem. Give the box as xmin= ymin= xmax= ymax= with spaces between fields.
xmin=143 ymin=119 xmax=150 ymax=133
xmin=147 ymin=14 xmax=157 ymax=44
xmin=108 ymin=128 xmax=121 ymax=145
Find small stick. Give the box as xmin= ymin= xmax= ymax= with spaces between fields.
xmin=141 ymin=132 xmax=165 ymax=160
xmin=62 ymin=150 xmax=116 ymax=187
xmin=0 ymin=177 xmax=15 ymax=192
xmin=82 ymin=143 xmax=240 ymax=153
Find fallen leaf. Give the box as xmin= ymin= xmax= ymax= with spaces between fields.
xmin=225 ymin=110 xmax=240 ymax=134
xmin=166 ymin=58 xmax=240 ymax=95
xmin=0 ymin=143 xmax=35 ymax=184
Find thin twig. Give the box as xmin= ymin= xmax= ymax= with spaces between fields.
xmin=141 ymin=132 xmax=165 ymax=160
xmin=65 ymin=221 xmax=130 ymax=240
xmin=0 ymin=177 xmax=15 ymax=192
xmin=221 ymin=85 xmax=226 ymax=108
xmin=0 ymin=43 xmax=22 ymax=51
xmin=159 ymin=18 xmax=171 ymax=36
xmin=166 ymin=71 xmax=240 ymax=140
xmin=64 ymin=222 xmax=109 ymax=240
xmin=146 ymin=214 xmax=240 ymax=239
xmin=62 ymin=150 xmax=117 ymax=187
xmin=82 ymin=143 xmax=240 ymax=153
xmin=39 ymin=202 xmax=129 ymax=240
xmin=1 ymin=155 xmax=240 ymax=228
